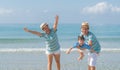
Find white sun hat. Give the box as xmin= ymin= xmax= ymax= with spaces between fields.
xmin=40 ymin=22 xmax=48 ymax=30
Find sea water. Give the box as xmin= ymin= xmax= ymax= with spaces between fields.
xmin=0 ymin=23 xmax=120 ymax=70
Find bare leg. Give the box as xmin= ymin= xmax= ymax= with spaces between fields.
xmin=54 ymin=54 xmax=60 ymax=70
xmin=88 ymin=65 xmax=91 ymax=70
xmin=88 ymin=65 xmax=96 ymax=70
xmin=90 ymin=66 xmax=95 ymax=70
xmin=78 ymin=52 xmax=84 ymax=61
xmin=47 ymin=54 xmax=53 ymax=70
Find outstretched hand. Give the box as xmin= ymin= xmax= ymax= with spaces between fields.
xmin=24 ymin=28 xmax=29 ymax=32
xmin=66 ymin=50 xmax=70 ymax=54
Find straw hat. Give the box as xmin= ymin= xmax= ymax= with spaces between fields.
xmin=40 ymin=22 xmax=48 ymax=30
xmin=81 ymin=22 xmax=89 ymax=29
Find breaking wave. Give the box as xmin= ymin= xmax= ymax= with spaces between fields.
xmin=0 ymin=48 xmax=120 ymax=53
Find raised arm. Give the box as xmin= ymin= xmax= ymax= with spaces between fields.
xmin=53 ymin=15 xmax=59 ymax=31
xmin=24 ymin=28 xmax=42 ymax=36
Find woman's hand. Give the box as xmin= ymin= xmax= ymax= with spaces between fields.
xmin=24 ymin=28 xmax=29 ymax=32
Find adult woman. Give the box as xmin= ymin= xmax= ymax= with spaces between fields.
xmin=24 ymin=15 xmax=60 ymax=70
xmin=80 ymin=22 xmax=101 ymax=70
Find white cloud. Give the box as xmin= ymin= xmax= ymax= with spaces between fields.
xmin=0 ymin=8 xmax=13 ymax=15
xmin=111 ymin=6 xmax=120 ymax=12
xmin=82 ymin=2 xmax=120 ymax=14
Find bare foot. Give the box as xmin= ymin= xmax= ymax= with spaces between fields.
xmin=77 ymin=57 xmax=82 ymax=61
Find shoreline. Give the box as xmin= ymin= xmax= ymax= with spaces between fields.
xmin=0 ymin=48 xmax=120 ymax=53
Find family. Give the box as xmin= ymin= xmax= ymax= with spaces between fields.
xmin=24 ymin=15 xmax=101 ymax=70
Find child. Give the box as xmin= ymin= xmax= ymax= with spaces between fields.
xmin=66 ymin=35 xmax=91 ymax=61
xmin=24 ymin=15 xmax=60 ymax=70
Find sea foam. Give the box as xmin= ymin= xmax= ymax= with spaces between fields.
xmin=0 ymin=48 xmax=120 ymax=53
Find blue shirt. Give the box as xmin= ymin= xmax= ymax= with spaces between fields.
xmin=40 ymin=28 xmax=60 ymax=52
xmin=73 ymin=42 xmax=91 ymax=50
xmin=80 ymin=31 xmax=101 ymax=53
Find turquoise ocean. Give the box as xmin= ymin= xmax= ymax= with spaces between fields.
xmin=0 ymin=23 xmax=120 ymax=70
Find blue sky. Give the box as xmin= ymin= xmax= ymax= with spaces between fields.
xmin=0 ymin=0 xmax=120 ymax=24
